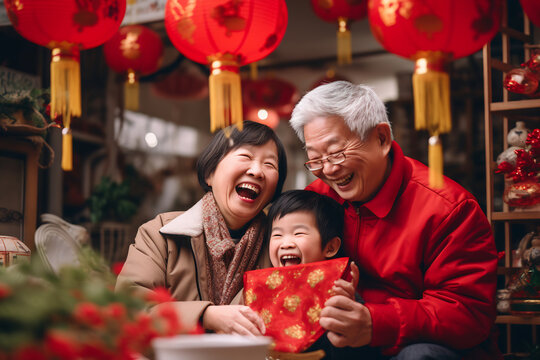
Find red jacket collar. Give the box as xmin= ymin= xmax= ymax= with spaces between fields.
xmin=306 ymin=141 xmax=411 ymax=218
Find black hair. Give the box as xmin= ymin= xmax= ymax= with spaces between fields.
xmin=196 ymin=120 xmax=288 ymax=202
xmin=266 ymin=190 xmax=344 ymax=256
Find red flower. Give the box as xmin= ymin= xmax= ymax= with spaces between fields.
xmin=73 ymin=302 xmax=105 ymax=327
xmin=156 ymin=302 xmax=182 ymax=335
xmin=13 ymin=345 xmax=47 ymax=360
xmin=102 ymin=302 xmax=127 ymax=321
xmin=79 ymin=342 xmax=115 ymax=360
xmin=146 ymin=287 xmax=175 ymax=303
xmin=0 ymin=283 xmax=12 ymax=299
xmin=112 ymin=262 xmax=124 ymax=276
xmin=45 ymin=331 xmax=79 ymax=360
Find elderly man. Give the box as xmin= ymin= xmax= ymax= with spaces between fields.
xmin=289 ymin=81 xmax=498 ymax=360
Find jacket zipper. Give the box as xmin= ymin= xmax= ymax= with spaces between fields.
xmin=189 ymin=240 xmax=203 ymax=300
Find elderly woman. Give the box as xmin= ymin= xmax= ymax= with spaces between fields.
xmin=116 ymin=121 xmax=287 ymax=336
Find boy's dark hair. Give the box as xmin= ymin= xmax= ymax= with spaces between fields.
xmin=266 ymin=190 xmax=345 ymax=256
xmin=197 ymin=120 xmax=288 ymax=202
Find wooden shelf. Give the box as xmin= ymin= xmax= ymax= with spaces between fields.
xmin=492 ymin=211 xmax=540 ymax=221
xmin=490 ymin=99 xmax=540 ymax=115
xmin=497 ymin=315 xmax=540 ymax=325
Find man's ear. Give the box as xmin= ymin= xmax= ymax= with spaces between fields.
xmin=374 ymin=123 xmax=392 ymax=156
xmin=323 ymin=237 xmax=341 ymax=259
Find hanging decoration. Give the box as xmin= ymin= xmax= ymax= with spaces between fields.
xmin=504 ymin=49 xmax=540 ymax=97
xmin=164 ymin=0 xmax=288 ymax=133
xmin=519 ymin=0 xmax=540 ymax=28
xmin=368 ymin=0 xmax=501 ymax=188
xmin=4 ymin=0 xmax=126 ymax=171
xmin=310 ymin=0 xmax=368 ymax=65
xmin=104 ymin=24 xmax=164 ymax=111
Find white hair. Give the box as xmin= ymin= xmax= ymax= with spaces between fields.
xmin=289 ymin=81 xmax=393 ymax=143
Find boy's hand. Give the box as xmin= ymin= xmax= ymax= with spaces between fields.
xmin=331 ymin=261 xmax=359 ymax=299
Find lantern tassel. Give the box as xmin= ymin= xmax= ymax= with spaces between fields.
xmin=209 ymin=58 xmax=243 ymax=134
xmin=51 ymin=47 xmax=81 ymax=172
xmin=337 ymin=17 xmax=352 ymax=65
xmin=428 ymin=135 xmax=444 ymax=188
xmin=124 ymin=69 xmax=139 ymax=111
xmin=412 ymin=52 xmax=450 ymax=188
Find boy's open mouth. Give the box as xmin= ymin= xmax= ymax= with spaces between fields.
xmin=280 ymin=255 xmax=301 ymax=267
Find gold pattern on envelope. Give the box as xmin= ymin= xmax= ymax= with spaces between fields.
xmin=307 ymin=269 xmax=325 ymax=288
xmin=284 ymin=324 xmax=306 ymax=339
xmin=283 ymin=295 xmax=301 ymax=312
xmin=293 ymin=268 xmax=305 ymax=279
xmin=307 ymin=304 xmax=322 ymax=324
xmin=260 ymin=308 xmax=272 ymax=325
xmin=245 ymin=289 xmax=256 ymax=306
xmin=266 ymin=270 xmax=284 ymax=289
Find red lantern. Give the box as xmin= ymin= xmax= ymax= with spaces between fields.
xmin=520 ymin=0 xmax=540 ymax=28
xmin=151 ymin=65 xmax=209 ymax=101
xmin=311 ymin=0 xmax=368 ymax=65
xmin=368 ymin=0 xmax=501 ymax=187
xmin=242 ymin=76 xmax=298 ymax=128
xmin=104 ymin=25 xmax=164 ymax=111
xmin=165 ymin=0 xmax=288 ymax=133
xmin=310 ymin=68 xmax=351 ymax=89
xmin=4 ymin=0 xmax=126 ymax=171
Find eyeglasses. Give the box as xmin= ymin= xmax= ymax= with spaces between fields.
xmin=304 ymin=151 xmax=346 ymax=171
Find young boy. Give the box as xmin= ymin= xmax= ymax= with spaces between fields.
xmin=266 ymin=189 xmax=345 ymax=268
xmin=265 ymin=190 xmax=369 ymax=360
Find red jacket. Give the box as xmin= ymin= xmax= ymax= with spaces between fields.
xmin=306 ymin=141 xmax=499 ymax=358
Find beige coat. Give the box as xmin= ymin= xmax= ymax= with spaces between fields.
xmin=116 ymin=199 xmax=272 ymax=329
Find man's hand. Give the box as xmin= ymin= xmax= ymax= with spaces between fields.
xmin=320 ymin=262 xmax=372 ymax=348
xmin=202 ymin=305 xmax=266 ymax=336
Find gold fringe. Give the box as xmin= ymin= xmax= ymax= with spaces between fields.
xmin=62 ymin=127 xmax=73 ymax=171
xmin=337 ymin=17 xmax=351 ymax=65
xmin=124 ymin=69 xmax=139 ymax=111
xmin=428 ymin=135 xmax=444 ymax=188
xmin=412 ymin=55 xmax=451 ymax=134
xmin=209 ymin=60 xmax=243 ymax=133
xmin=51 ymin=47 xmax=80 ymax=172
xmin=250 ymin=62 xmax=258 ymax=80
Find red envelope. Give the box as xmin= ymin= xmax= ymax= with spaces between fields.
xmin=243 ymin=257 xmax=350 ymax=353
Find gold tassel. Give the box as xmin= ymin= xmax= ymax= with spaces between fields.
xmin=209 ymin=55 xmax=243 ymax=134
xmin=428 ymin=135 xmax=444 ymax=188
xmin=250 ymin=62 xmax=258 ymax=80
xmin=124 ymin=69 xmax=139 ymax=111
xmin=412 ymin=54 xmax=451 ymax=133
xmin=412 ymin=51 xmax=451 ymax=188
xmin=51 ymin=47 xmax=81 ymax=172
xmin=337 ymin=17 xmax=352 ymax=65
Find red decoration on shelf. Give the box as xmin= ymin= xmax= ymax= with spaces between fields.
xmin=4 ymin=0 xmax=126 ymax=171
xmin=310 ymin=0 xmax=367 ymax=65
xmin=368 ymin=0 xmax=501 ymax=188
xmin=164 ymin=0 xmax=288 ymax=133
xmin=519 ymin=0 xmax=540 ymax=28
xmin=104 ymin=25 xmax=164 ymax=111
xmin=504 ymin=67 xmax=539 ymax=95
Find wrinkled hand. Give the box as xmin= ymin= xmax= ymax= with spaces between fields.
xmin=332 ymin=262 xmax=359 ymax=299
xmin=202 ymin=305 xmax=266 ymax=336
xmin=320 ymin=261 xmax=372 ymax=348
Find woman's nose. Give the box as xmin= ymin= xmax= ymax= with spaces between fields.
xmin=247 ymin=162 xmax=263 ymax=178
